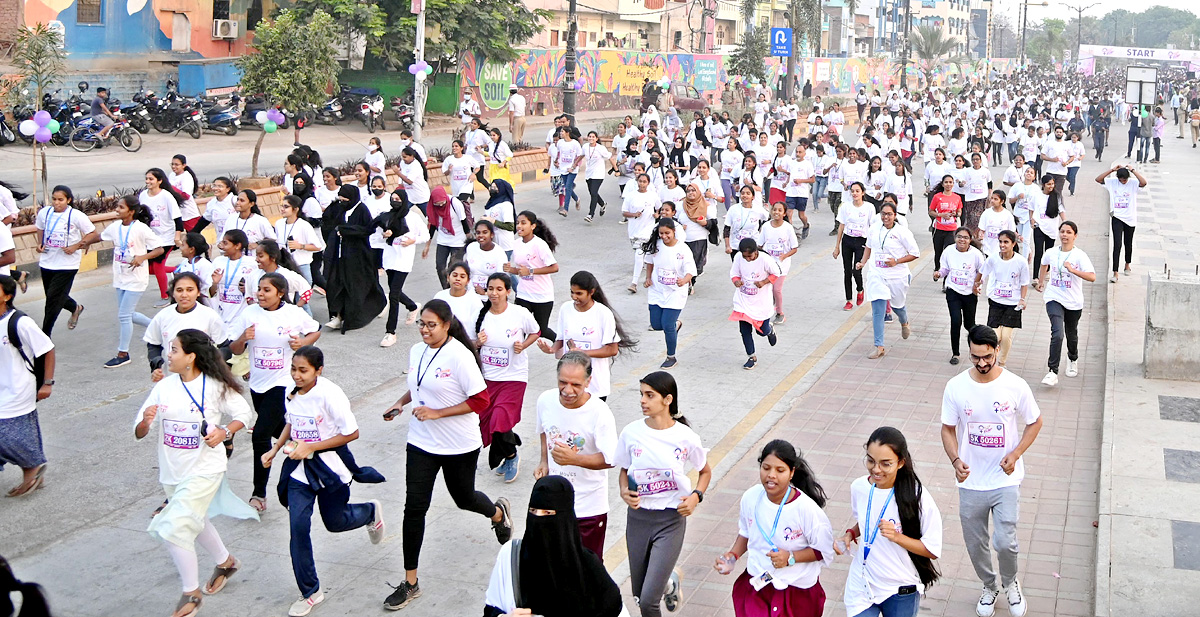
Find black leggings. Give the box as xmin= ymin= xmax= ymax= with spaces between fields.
xmin=403 ymin=444 xmax=496 ymax=571
xmin=1033 ymin=227 xmax=1056 ymax=278
xmin=1111 ymin=217 xmax=1135 ymax=272
xmin=39 ymin=267 xmax=78 ymax=336
xmin=515 ymin=297 xmax=556 ymax=340
xmin=586 ymin=178 xmax=605 ymax=217
xmin=945 ymin=289 xmax=978 ymax=356
xmin=488 ymin=431 xmax=521 ymax=470
xmin=932 ymin=229 xmax=955 ymax=273
xmin=385 ymin=269 xmax=419 ymax=334
xmin=250 ymin=386 xmax=288 ymax=499
xmin=474 ymin=166 xmax=488 ymax=188
xmin=841 ymin=235 xmax=866 ymax=301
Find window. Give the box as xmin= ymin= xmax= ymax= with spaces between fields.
xmin=550 ymin=30 xmax=559 ymax=46
xmin=246 ymin=0 xmax=263 ymax=30
xmin=589 ymin=31 xmax=596 ymax=41
xmin=77 ymin=0 xmax=102 ymax=24
xmin=213 ymin=0 xmax=230 ymax=20
xmin=673 ymin=30 xmax=682 ymax=48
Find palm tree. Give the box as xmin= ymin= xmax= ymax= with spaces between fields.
xmin=909 ymin=25 xmax=967 ymax=83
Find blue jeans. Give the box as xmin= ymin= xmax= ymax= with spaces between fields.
xmin=1066 ymin=166 xmax=1079 ymax=194
xmin=648 ymin=304 xmax=682 ymax=356
xmin=739 ymin=318 xmax=773 ymax=355
xmin=851 ymin=589 xmax=921 ymax=617
xmin=1136 ymin=136 xmax=1151 ymax=162
xmin=287 ymin=477 xmax=375 ymax=598
xmin=871 ymin=298 xmax=908 ymax=347
xmin=814 ymin=176 xmax=829 ymax=203
xmin=115 ymin=288 xmax=150 ymax=353
xmin=561 ymin=172 xmax=579 ymax=208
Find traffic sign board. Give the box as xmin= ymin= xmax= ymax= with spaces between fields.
xmin=770 ymin=28 xmax=792 ymax=57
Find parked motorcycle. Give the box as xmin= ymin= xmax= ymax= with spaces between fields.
xmin=195 ymin=94 xmax=241 ymax=135
xmin=312 ymin=96 xmax=345 ymax=125
xmin=240 ymin=94 xmax=290 ymax=130
xmin=391 ymin=97 xmax=415 ymax=132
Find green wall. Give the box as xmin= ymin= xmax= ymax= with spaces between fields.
xmin=338 ymin=70 xmax=458 ymax=115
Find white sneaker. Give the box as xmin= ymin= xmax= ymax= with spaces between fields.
xmin=324 ymin=316 xmax=342 ymax=329
xmin=405 ymin=309 xmax=419 ymax=325
xmin=976 ymin=587 xmax=999 ymax=617
xmin=1004 ymin=580 xmax=1028 ymax=617
xmin=367 ymin=499 xmax=385 ymax=544
xmin=1066 ymin=360 xmax=1078 ymax=377
xmin=380 ymin=333 xmax=397 ymax=348
xmin=1041 ymin=371 xmax=1059 ymax=386
xmin=289 ymin=591 xmax=325 ymax=617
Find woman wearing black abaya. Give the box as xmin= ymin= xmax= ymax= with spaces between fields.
xmin=483 ymin=476 xmax=627 ymax=617
xmin=321 ymin=184 xmax=386 ymax=332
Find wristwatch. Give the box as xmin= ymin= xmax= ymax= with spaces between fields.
xmin=691 ymin=489 xmax=705 ymax=503
xmin=787 ymin=552 xmax=796 ymax=566
xmin=42 ymin=379 xmax=55 ymax=386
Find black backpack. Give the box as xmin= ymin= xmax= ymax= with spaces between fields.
xmin=6 ymin=309 xmax=47 ymax=389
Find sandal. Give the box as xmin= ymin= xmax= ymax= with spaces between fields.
xmin=173 ymin=592 xmax=202 ymax=617
xmin=204 ymin=557 xmax=240 ymax=595
xmin=5 ymin=463 xmax=46 ymax=497
xmin=16 ymin=271 xmax=27 ymax=293
xmin=249 ymin=496 xmax=267 ymax=513
xmin=68 ymin=304 xmax=84 ymax=330
xmin=151 ymin=498 xmax=169 ymax=518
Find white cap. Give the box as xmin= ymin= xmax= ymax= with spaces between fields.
xmin=509 ymin=84 xmax=518 ymax=91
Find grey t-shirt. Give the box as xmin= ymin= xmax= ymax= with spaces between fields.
xmin=90 ymin=96 xmax=107 ymax=117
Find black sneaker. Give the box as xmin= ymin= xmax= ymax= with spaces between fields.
xmin=491 ymin=497 xmax=513 ymax=544
xmin=600 ymin=201 xmax=607 ymax=216
xmin=768 ymin=330 xmax=778 ymax=346
xmin=801 ymin=225 xmax=810 ymax=240
xmin=743 ymin=356 xmax=757 ymax=370
xmin=104 ymin=355 xmax=132 ymax=368
xmin=663 ymin=569 xmax=682 ymax=612
xmin=660 ymin=356 xmax=678 ymax=369
xmin=383 ymin=580 xmax=421 ymax=611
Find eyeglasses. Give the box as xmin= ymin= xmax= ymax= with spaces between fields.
xmin=415 ymin=320 xmax=441 ymax=330
xmin=864 ymin=456 xmax=897 ymax=472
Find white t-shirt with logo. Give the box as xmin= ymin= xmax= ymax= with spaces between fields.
xmin=981 ymin=253 xmax=1030 ymax=306
xmin=139 ymin=190 xmax=182 ymax=248
xmin=725 ymin=204 xmax=769 ymax=246
xmin=1105 ymin=176 xmax=1138 ymax=227
xmin=211 ymin=255 xmax=258 ymax=336
xmin=758 ymin=222 xmax=799 ymax=275
xmin=285 ymin=377 xmax=358 ymax=485
xmin=465 ymin=242 xmax=507 ymax=292
xmin=613 ymin=418 xmax=707 ymax=511
xmin=406 ymin=338 xmax=488 ymax=455
xmin=174 ymin=257 xmax=214 ymax=296
xmin=35 ymin=207 xmax=96 ymax=271
xmin=274 ymin=218 xmax=325 ymax=267
xmin=231 ymin=304 xmax=319 ymax=394
xmin=134 ymin=374 xmax=252 ymax=485
xmin=478 ymin=303 xmax=540 ymax=382
xmin=785 ymin=158 xmax=815 ymax=198
xmin=0 ymin=312 xmax=53 ymax=420
xmin=730 ymin=253 xmax=782 ymax=322
xmin=644 ymin=240 xmax=697 ymax=310
xmin=433 ymin=289 xmax=484 ymax=338
xmin=977 ymin=208 xmax=1015 ymax=256
xmin=737 ymin=484 xmax=834 ymax=590
xmin=203 ymin=193 xmax=236 ymax=239
xmin=511 ymin=236 xmax=557 ymax=304
xmin=535 ymin=390 xmax=618 ymax=518
xmin=0 ymin=223 xmax=13 ymax=276
xmin=624 ymin=189 xmax=660 ymax=242
xmin=1040 ymin=247 xmax=1094 ymax=311
xmin=100 ymin=220 xmax=159 ymax=292
xmin=941 ymin=368 xmax=1042 ymax=490
xmin=582 ymin=144 xmax=612 ymax=181
xmin=441 ymin=155 xmax=478 ymax=197
xmin=939 ymin=247 xmax=986 ymax=296
xmin=555 ymin=302 xmax=621 ymax=398
xmin=144 ymin=303 xmax=228 ymax=350
xmin=224 ymin=213 xmax=276 ymax=247
xmin=837 ymin=202 xmax=876 ymax=238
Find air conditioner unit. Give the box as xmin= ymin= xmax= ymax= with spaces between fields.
xmin=212 ymin=19 xmax=238 ymax=40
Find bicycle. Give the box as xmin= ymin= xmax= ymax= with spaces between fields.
xmin=69 ymin=117 xmax=142 ymax=152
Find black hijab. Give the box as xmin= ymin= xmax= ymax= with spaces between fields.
xmin=520 ymin=477 xmax=623 ymax=617
xmin=377 ymin=187 xmax=411 ymax=242
xmin=484 ymin=178 xmax=515 ymax=212
xmin=292 ymin=171 xmax=315 ymax=202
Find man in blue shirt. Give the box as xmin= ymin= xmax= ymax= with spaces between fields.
xmin=90 ymin=87 xmax=115 ymax=141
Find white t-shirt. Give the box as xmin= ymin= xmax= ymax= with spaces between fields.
xmin=624 ymin=189 xmax=660 ymax=242
xmin=231 ymin=303 xmax=319 ymax=393
xmin=511 ymin=236 xmax=557 ymax=304
xmin=144 ymin=303 xmax=227 ymax=352
xmin=784 ymin=158 xmax=815 ymax=198
xmin=553 ymin=140 xmax=583 ymax=175
xmin=725 ymin=204 xmax=769 ymax=245
xmin=718 ymin=149 xmax=744 ymax=180
xmin=484 ymin=199 xmax=516 ymax=253
xmin=285 ymin=377 xmax=358 ymax=485
xmin=433 ymin=197 xmax=468 ymax=248
xmin=941 ymin=368 xmax=1042 ymax=490
xmin=939 ymin=246 xmax=986 ymax=296
xmin=224 ymin=213 xmax=276 ymax=247
xmin=964 ymin=167 xmax=991 ymax=201
xmin=1042 ymin=139 xmax=1068 ymax=175
xmin=843 ymin=476 xmax=943 ymax=616
xmin=982 ymin=253 xmax=1031 ymax=305
xmin=139 ymin=190 xmax=182 ymax=248
xmin=644 ymin=240 xmax=697 ymax=310
xmin=758 ymin=222 xmax=799 ymax=275
xmin=1002 ymin=165 xmax=1027 ymax=187
xmin=613 ymin=418 xmax=707 ymax=511
xmin=977 ymin=208 xmax=1015 ymax=256
xmin=35 ymin=207 xmax=96 ymax=271
xmin=730 ymin=253 xmax=782 ymax=321
xmin=134 ymin=374 xmax=252 ymax=485
xmin=737 ymin=484 xmax=834 ymax=590
xmin=203 ymin=193 xmax=236 ymax=239
xmin=535 ymin=390 xmax=618 ymax=518
xmin=433 ymin=289 xmax=485 ymax=338
xmin=0 ymin=223 xmax=13 ymax=276
xmin=406 ymin=338 xmax=487 ymax=455
xmin=478 ymin=304 xmax=540 ymax=382
xmin=168 ymin=171 xmax=200 ymax=221
xmin=210 ymin=255 xmax=258 ymax=335
xmin=866 ymin=223 xmax=920 ymax=280
xmin=365 ymin=149 xmax=388 ymax=179
xmin=1105 ymin=176 xmax=1138 ymax=227
xmin=244 ymin=267 xmax=312 ymax=308
xmin=441 ymin=155 xmax=478 ymax=197
xmin=465 ymin=242 xmax=506 ymax=292
xmin=837 ymin=202 xmax=875 ymax=238
xmin=100 ymin=220 xmax=159 ymax=292
xmin=274 ymin=218 xmax=325 ymax=266
xmin=582 ymin=144 xmax=612 ymax=180
xmin=1040 ymin=247 xmax=1094 ymax=311
xmin=174 ymin=257 xmax=214 ymax=296
xmin=0 ymin=311 xmax=53 ymax=419
xmin=555 ymin=301 xmax=621 ymax=397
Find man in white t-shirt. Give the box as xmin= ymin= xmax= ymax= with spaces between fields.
xmin=534 ymin=351 xmax=617 ymax=557
xmin=941 ymin=324 xmax=1042 ymax=617
xmin=458 ymin=91 xmax=481 ymax=128
xmin=504 ymin=85 xmax=527 ymax=143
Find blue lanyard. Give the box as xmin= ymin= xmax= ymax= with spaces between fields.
xmin=222 ymin=258 xmax=243 ymax=295
xmin=117 ymin=222 xmax=132 ymax=253
xmin=754 ymin=485 xmax=792 ymax=552
xmin=181 ymin=375 xmax=205 ymax=416
xmin=863 ymin=484 xmax=895 ymax=561
xmin=45 ymin=208 xmax=71 ymax=244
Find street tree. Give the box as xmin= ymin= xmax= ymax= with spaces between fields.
xmin=11 ymin=24 xmax=66 ymax=202
xmin=374 ymin=0 xmax=550 ymax=71
xmin=288 ymin=0 xmax=386 ymax=69
xmin=730 ymin=30 xmax=770 ymax=86
xmin=236 ymin=9 xmax=341 ymax=178
xmin=910 ymin=25 xmax=964 ymax=84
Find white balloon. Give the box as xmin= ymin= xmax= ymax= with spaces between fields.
xmin=18 ymin=119 xmax=36 ymax=136
xmin=415 ymin=71 xmax=427 ymax=82
xmin=255 ymin=110 xmax=268 ymax=124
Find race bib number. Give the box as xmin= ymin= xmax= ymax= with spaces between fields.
xmin=657 ymin=268 xmax=678 ymax=286
xmin=163 ymin=419 xmax=201 ymax=450
xmin=291 ymin=415 xmax=321 ymax=443
xmin=633 ymin=469 xmax=680 ymax=496
xmin=950 ymin=268 xmax=971 ymax=287
xmin=874 ymin=257 xmax=890 ymax=268
xmin=847 ymin=222 xmax=866 ymax=237
xmin=44 ymin=232 xmax=67 ymax=249
xmin=740 ymin=283 xmax=760 ymax=295
xmin=219 ymin=288 xmax=243 ymax=305
xmin=1113 ymin=195 xmax=1130 ymax=213
xmin=253 ymin=346 xmax=286 ymax=371
xmin=1050 ymin=273 xmax=1072 ymax=289
xmin=967 ymin=422 xmax=1006 ymax=448
xmin=480 ymin=345 xmax=511 ymax=368
xmin=985 ymin=227 xmax=1000 ymax=240
xmin=994 ymin=283 xmax=1015 ymax=299
xmin=452 ymin=170 xmax=470 ymax=183
xmin=114 ymin=247 xmax=131 ymax=264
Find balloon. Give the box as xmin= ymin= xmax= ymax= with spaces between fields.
xmin=263 ymin=120 xmax=277 ymax=133
xmin=18 ymin=119 xmax=37 ymax=136
xmin=423 ymin=66 xmax=433 ymax=75
xmin=33 ymin=127 xmax=51 ymax=143
xmin=417 ymin=61 xmax=428 ymax=72
xmin=33 ymin=110 xmax=50 ymax=126
xmin=415 ymin=71 xmax=427 ymax=82
xmin=408 ymin=64 xmax=418 ymax=74
xmin=45 ymin=119 xmax=60 ymax=133
xmin=255 ymin=110 xmax=268 ymax=124
xmin=267 ymin=109 xmax=285 ymax=124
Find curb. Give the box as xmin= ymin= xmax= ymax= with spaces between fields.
xmin=1094 ymin=269 xmax=1115 ymax=617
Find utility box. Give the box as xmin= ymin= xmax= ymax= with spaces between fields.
xmin=1144 ymin=273 xmax=1200 ymax=381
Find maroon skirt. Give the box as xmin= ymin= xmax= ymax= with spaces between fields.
xmin=731 ymin=571 xmax=825 ymax=617
xmin=479 ymin=380 xmax=527 ymax=445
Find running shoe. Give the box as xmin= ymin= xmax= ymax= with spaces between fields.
xmin=663 ymin=569 xmax=682 ymax=612
xmin=104 ymin=355 xmax=132 ymax=368
xmin=1004 ymin=580 xmax=1028 ymax=617
xmin=856 ymin=291 xmax=864 ymax=305
xmin=1066 ymin=360 xmax=1078 ymax=377
xmin=153 ymin=299 xmax=171 ymax=309
xmin=502 ymin=451 xmax=520 ymax=483
xmin=772 ymin=314 xmax=784 ymax=325
xmin=584 ymin=215 xmax=593 ymax=223
xmin=901 ymin=323 xmax=911 ymax=339
xmin=368 ymin=500 xmax=385 ymax=544
xmin=383 ymin=581 xmax=421 ymax=611
xmin=801 ymin=225 xmax=810 ymax=240
xmin=405 ymin=310 xmax=419 ymax=325
xmin=976 ymin=587 xmax=999 ymax=617
xmin=768 ymin=330 xmax=778 ymax=346
xmin=492 ymin=498 xmax=514 ymax=543
xmin=325 ymin=316 xmax=342 ymax=329
xmin=884 ymin=312 xmax=894 ymax=323
xmin=743 ymin=356 xmax=757 ymax=370
xmin=660 ymin=356 xmax=678 ymax=369
xmin=290 ymin=591 xmax=325 ymax=616
xmin=600 ymin=201 xmax=607 ymax=216
xmin=843 ymin=301 xmax=854 ymax=311
xmin=950 ymin=356 xmax=960 ymax=365
xmin=829 ymin=228 xmax=838 ymax=236
xmin=1041 ymin=371 xmax=1059 ymax=386
xmin=380 ymin=333 xmax=397 ymax=348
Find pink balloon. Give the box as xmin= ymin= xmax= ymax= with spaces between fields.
xmin=33 ymin=127 xmax=51 ymax=143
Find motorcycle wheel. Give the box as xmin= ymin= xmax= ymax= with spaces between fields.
xmin=152 ymin=116 xmax=173 ymax=133
xmin=0 ymin=123 xmax=13 ymax=144
xmin=131 ymin=117 xmax=150 ymax=134
xmin=51 ymin=126 xmax=69 ymax=146
xmin=119 ymin=128 xmax=142 ymax=152
xmin=186 ymin=122 xmax=201 ymax=140
xmin=366 ymin=115 xmax=376 ymax=133
xmin=69 ymin=127 xmax=96 ymax=152
xmin=279 ymin=117 xmax=290 ymax=130
xmin=222 ymin=124 xmax=238 ymax=136
xmin=379 ymin=117 xmax=387 ymax=131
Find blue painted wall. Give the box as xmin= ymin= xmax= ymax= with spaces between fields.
xmin=53 ymin=1 xmax=174 ymax=58
xmin=178 ymin=61 xmax=244 ymax=96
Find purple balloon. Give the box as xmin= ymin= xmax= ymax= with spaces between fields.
xmin=33 ymin=110 xmax=51 ymax=126
xmin=267 ymin=109 xmax=284 ymax=124
xmin=33 ymin=127 xmax=52 ymax=143
xmin=408 ymin=64 xmax=419 ymax=74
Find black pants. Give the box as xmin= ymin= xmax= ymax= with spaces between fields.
xmin=191 ymin=218 xmax=210 ymax=235
xmin=39 ymin=268 xmax=78 ymax=336
xmin=783 ymin=119 xmax=796 ymax=142
xmin=1126 ymin=132 xmax=1137 ymax=157
xmin=992 ymin=143 xmax=1003 ymax=166
xmin=841 ymin=236 xmax=866 ymax=301
xmin=739 ymin=319 xmax=774 ymax=356
xmin=1046 ymin=300 xmax=1081 ymax=373
xmin=403 ymin=444 xmax=496 ymax=571
xmin=586 ymin=178 xmax=605 ymax=217
xmin=1111 ymin=217 xmax=1135 ymax=272
xmin=474 ymin=166 xmax=488 ymax=188
xmin=1153 ymin=136 xmax=1161 ymax=161
xmin=435 ymin=245 xmax=466 ymax=289
xmin=515 ymin=297 xmax=556 ymax=340
xmin=945 ymin=289 xmax=978 ymax=356
xmin=1093 ymin=129 xmax=1106 ymax=158
xmin=250 ymin=386 xmax=288 ymax=499
xmin=1033 ymin=227 xmax=1055 ymax=278
xmin=686 ymin=238 xmax=708 ymax=279
xmin=385 ymin=270 xmax=419 ymax=334
xmin=932 ymin=229 xmax=955 ymax=273
xmin=488 ymin=430 xmax=521 ymax=470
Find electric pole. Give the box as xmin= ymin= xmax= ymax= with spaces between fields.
xmin=1062 ymin=2 xmax=1098 ymax=56
xmin=563 ymin=0 xmax=578 ymax=125
xmin=900 ymin=0 xmax=911 ymax=89
xmin=413 ymin=0 xmax=426 ymax=142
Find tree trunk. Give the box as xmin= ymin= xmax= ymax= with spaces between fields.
xmin=251 ymin=130 xmax=266 ymax=178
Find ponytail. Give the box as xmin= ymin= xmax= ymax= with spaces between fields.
xmin=866 ymin=427 xmax=940 ymax=588
xmin=421 ymin=299 xmax=482 ymax=368
xmin=517 ymin=210 xmax=558 ymax=252
xmin=757 ymin=439 xmax=827 ymax=508
xmin=175 ymin=329 xmax=244 ymax=395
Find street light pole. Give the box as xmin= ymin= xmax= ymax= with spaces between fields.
xmin=1062 ymin=2 xmax=1098 ymax=57
xmin=1019 ymin=1 xmax=1046 ymax=67
xmin=413 ymin=0 xmax=426 ymax=142
xmin=563 ymin=0 xmax=578 ymax=125
xmin=900 ymin=0 xmax=911 ymax=90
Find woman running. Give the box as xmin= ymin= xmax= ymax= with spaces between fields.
xmin=422 ymin=186 xmax=470 ymax=290
xmin=505 ymin=211 xmax=560 ymax=340
xmin=433 ymin=262 xmax=485 ymax=337
xmin=724 ymin=185 xmax=770 ymax=260
xmin=474 ymin=273 xmax=540 ymax=480
xmin=223 ymin=189 xmax=276 ymax=251
xmin=832 ymin=182 xmax=874 ymax=310
xmin=1037 ymin=221 xmax=1096 ymax=387
xmin=208 ymin=229 xmax=258 ymax=355
xmin=1008 ymin=166 xmax=1039 ymax=267
xmin=34 ymin=185 xmax=98 ymax=334
xmin=759 ymin=201 xmax=799 ymax=324
xmin=624 ymin=173 xmax=661 ymax=294
xmin=465 ymin=220 xmax=505 ymax=296
xmin=617 ymin=371 xmax=712 ymax=617
xmin=441 ymin=140 xmax=479 ymax=203
xmin=145 ymin=273 xmax=227 ymax=383
xmin=373 ymin=190 xmax=429 ymax=347
xmin=537 ymin=270 xmax=635 ymax=401
xmin=99 ymin=196 xmax=162 ymax=368
xmin=933 ymin=227 xmax=985 ymax=365
xmin=275 ymin=195 xmax=325 ymax=288
xmin=322 ymin=185 xmax=387 ymax=333
xmin=0 ymin=275 xmax=54 ymax=498
xmin=245 ymin=239 xmax=312 ymax=315
xmin=962 ymin=152 xmax=992 ymax=235
xmin=168 ymin=154 xmax=202 ymax=232
xmin=1029 ymin=175 xmax=1063 ymax=287
xmin=977 ymin=190 xmax=1014 ymax=258
xmin=833 ymin=426 xmax=942 ymax=617
xmin=582 ymin=131 xmax=612 ymax=222
xmin=380 ymin=299 xmax=514 ymax=611
xmin=134 ymin=329 xmax=258 ymax=617
xmin=715 ymin=439 xmax=833 ymax=617
xmin=981 ymin=230 xmax=1030 ymax=367
xmin=202 ymin=177 xmax=236 ymax=242
xmin=730 ymin=238 xmax=782 ymax=370
xmin=174 ymin=233 xmax=214 ymax=296
xmin=678 ymin=182 xmax=713 ymax=293
xmin=642 ymin=218 xmax=696 ymax=370
xmin=929 ymin=174 xmax=962 ymax=273
xmin=858 ymin=202 xmax=920 ymax=359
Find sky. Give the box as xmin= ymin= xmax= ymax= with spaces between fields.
xmin=992 ymin=0 xmax=1200 ymax=31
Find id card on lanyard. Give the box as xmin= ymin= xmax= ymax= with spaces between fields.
xmin=751 ymin=485 xmax=793 ymax=589
xmin=862 ymin=485 xmax=895 ymax=561
xmin=414 ymin=344 xmax=445 ymax=407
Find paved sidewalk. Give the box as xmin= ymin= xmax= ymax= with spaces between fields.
xmin=664 ymin=164 xmax=1111 ymax=616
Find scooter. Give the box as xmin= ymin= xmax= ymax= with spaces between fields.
xmin=197 ymin=94 xmax=241 ymax=135
xmin=313 ymin=96 xmax=345 ymax=125
xmin=391 ymin=97 xmax=415 ymax=132
xmin=360 ymin=95 xmax=386 ymax=133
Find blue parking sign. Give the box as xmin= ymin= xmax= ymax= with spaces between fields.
xmin=770 ymin=28 xmax=792 ymax=57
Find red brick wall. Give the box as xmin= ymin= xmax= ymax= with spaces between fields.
xmin=0 ymin=0 xmax=21 ymax=44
